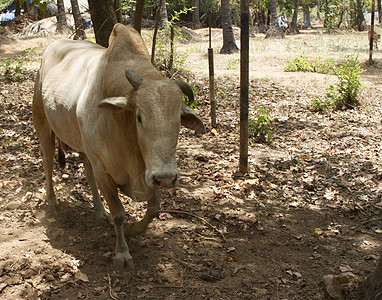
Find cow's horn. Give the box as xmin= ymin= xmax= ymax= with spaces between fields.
xmin=125 ymin=69 xmax=142 ymax=90
xmin=176 ymin=80 xmax=194 ymax=106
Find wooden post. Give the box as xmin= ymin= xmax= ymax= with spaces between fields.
xmin=151 ymin=8 xmax=160 ymax=65
xmin=169 ymin=24 xmax=174 ymax=71
xmin=208 ymin=7 xmax=217 ymax=128
xmin=239 ymin=0 xmax=249 ymax=174
xmin=370 ymin=0 xmax=376 ymax=63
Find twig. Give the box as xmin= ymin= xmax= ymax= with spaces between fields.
xmin=160 ymin=209 xmax=226 ymax=240
xmin=107 ymin=274 xmax=118 ymax=300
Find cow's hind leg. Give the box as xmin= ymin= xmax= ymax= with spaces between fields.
xmin=82 ymin=155 xmax=110 ymax=221
xmin=125 ymin=192 xmax=159 ymax=237
xmin=33 ymin=117 xmax=59 ymax=211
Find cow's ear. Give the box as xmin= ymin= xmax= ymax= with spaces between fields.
xmin=99 ymin=97 xmax=134 ymax=111
xmin=181 ymin=103 xmax=206 ymax=134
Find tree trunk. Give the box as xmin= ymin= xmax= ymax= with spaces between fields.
xmin=289 ymin=0 xmax=300 ymax=34
xmin=192 ymin=0 xmax=201 ymax=29
xmin=220 ymin=0 xmax=239 ymax=54
xmin=303 ymin=4 xmax=312 ymax=28
xmin=349 ymin=254 xmax=382 ymax=299
xmin=133 ymin=0 xmax=146 ymax=34
xmin=356 ymin=0 xmax=366 ymax=31
xmin=88 ymin=0 xmax=117 ymax=47
xmin=158 ymin=0 xmax=168 ymax=29
xmin=56 ymin=0 xmax=70 ymax=34
xmin=378 ymin=0 xmax=381 ymax=24
xmin=270 ymin=0 xmax=277 ymax=26
xmin=15 ymin=0 xmax=21 ymax=17
xmin=115 ymin=0 xmax=122 ymax=23
xmin=317 ymin=0 xmax=321 ymax=19
xmin=70 ymin=0 xmax=87 ymax=40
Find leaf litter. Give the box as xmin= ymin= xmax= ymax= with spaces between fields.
xmin=0 ymin=32 xmax=381 ymax=299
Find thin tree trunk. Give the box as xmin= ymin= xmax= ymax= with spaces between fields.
xmin=303 ymin=4 xmax=312 ymax=28
xmin=289 ymin=0 xmax=300 ymax=34
xmin=356 ymin=0 xmax=366 ymax=31
xmin=378 ymin=0 xmax=381 ymax=23
xmin=134 ymin=0 xmax=146 ymax=34
xmin=70 ymin=0 xmax=86 ymax=40
xmin=270 ymin=0 xmax=277 ymax=26
xmin=158 ymin=0 xmax=168 ymax=29
xmin=220 ymin=0 xmax=239 ymax=54
xmin=115 ymin=0 xmax=122 ymax=23
xmin=15 ymin=0 xmax=21 ymax=17
xmin=88 ymin=0 xmax=117 ymax=47
xmin=56 ymin=0 xmax=70 ymax=34
xmin=192 ymin=0 xmax=200 ymax=29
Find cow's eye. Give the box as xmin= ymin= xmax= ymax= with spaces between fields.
xmin=137 ymin=115 xmax=142 ymax=124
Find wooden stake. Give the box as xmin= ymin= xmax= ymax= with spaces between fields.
xmin=370 ymin=0 xmax=376 ymax=63
xmin=208 ymin=5 xmax=217 ymax=128
xmin=239 ymin=0 xmax=249 ymax=174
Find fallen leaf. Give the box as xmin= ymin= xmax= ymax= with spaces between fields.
xmin=75 ymin=270 xmax=89 ymax=282
xmin=312 ymin=228 xmax=323 ymax=236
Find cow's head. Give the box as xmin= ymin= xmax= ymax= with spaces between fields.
xmin=99 ymin=69 xmax=206 ymax=189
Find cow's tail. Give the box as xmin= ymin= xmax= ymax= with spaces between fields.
xmin=58 ymin=140 xmax=67 ymax=169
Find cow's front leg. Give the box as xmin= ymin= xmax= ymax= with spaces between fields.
xmin=125 ymin=191 xmax=160 ymax=237
xmin=96 ymin=173 xmax=134 ymax=271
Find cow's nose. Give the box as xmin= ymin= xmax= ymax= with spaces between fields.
xmin=153 ymin=174 xmax=178 ymax=188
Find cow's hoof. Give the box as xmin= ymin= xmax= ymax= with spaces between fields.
xmin=113 ymin=251 xmax=135 ymax=272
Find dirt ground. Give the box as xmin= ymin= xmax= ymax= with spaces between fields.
xmin=1 ymin=22 xmax=382 ymax=300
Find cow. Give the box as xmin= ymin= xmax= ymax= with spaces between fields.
xmin=32 ymin=23 xmax=206 ymax=271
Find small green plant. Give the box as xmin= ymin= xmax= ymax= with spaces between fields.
xmin=225 ymin=59 xmax=239 ymax=70
xmin=1 ymin=57 xmax=28 ymax=82
xmin=249 ymin=108 xmax=273 ymax=143
xmin=325 ymin=55 xmax=363 ymax=110
xmin=285 ymin=56 xmax=332 ymax=73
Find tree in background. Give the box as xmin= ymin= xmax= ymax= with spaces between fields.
xmin=88 ymin=0 xmax=117 ymax=47
xmin=289 ymin=0 xmax=300 ymax=34
xmin=70 ymin=0 xmax=86 ymax=39
xmin=220 ymin=0 xmax=239 ymax=54
xmin=192 ymin=0 xmax=201 ymax=29
xmin=302 ymin=1 xmax=312 ymax=28
xmin=158 ymin=0 xmax=168 ymax=29
xmin=134 ymin=0 xmax=146 ymax=33
xmin=56 ymin=0 xmax=69 ymax=33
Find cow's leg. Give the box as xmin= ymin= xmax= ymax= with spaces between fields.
xmin=82 ymin=155 xmax=110 ymax=221
xmin=95 ymin=172 xmax=134 ymax=271
xmin=125 ymin=192 xmax=160 ymax=237
xmin=32 ymin=100 xmax=59 ymax=212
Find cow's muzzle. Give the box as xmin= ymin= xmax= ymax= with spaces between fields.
xmin=152 ymin=173 xmax=178 ymax=188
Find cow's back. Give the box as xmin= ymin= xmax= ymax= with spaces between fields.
xmin=37 ymin=39 xmax=106 ymax=151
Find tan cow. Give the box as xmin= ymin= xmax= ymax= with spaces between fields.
xmin=32 ymin=24 xmax=206 ymax=271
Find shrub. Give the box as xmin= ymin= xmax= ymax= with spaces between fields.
xmin=249 ymin=108 xmax=273 ymax=143
xmin=325 ymin=55 xmax=363 ymax=110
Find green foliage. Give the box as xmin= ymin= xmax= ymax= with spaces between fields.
xmin=151 ymin=7 xmax=193 ymax=72
xmin=249 ymin=108 xmax=273 ymax=144
xmin=325 ymin=55 xmax=364 ymax=110
xmin=311 ymin=55 xmax=364 ymax=111
xmin=285 ymin=56 xmax=332 ymax=73
xmin=18 ymin=0 xmax=47 ymax=11
xmin=0 ymin=57 xmax=28 ymax=82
